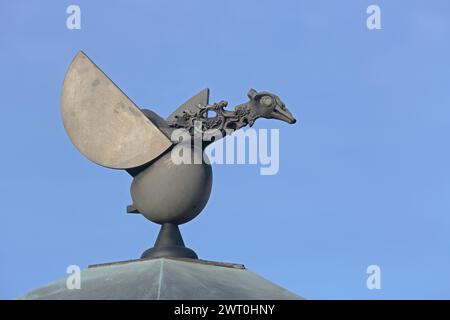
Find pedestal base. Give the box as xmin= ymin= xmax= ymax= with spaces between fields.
xmin=141 ymin=223 xmax=198 ymax=259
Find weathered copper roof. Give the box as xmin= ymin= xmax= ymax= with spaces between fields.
xmin=19 ymin=257 xmax=302 ymax=300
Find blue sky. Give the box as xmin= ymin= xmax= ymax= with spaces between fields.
xmin=1 ymin=0 xmax=450 ymax=299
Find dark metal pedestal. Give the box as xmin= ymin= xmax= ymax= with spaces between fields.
xmin=141 ymin=223 xmax=198 ymax=259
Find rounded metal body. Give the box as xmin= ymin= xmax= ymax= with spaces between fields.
xmin=131 ymin=147 xmax=212 ymax=225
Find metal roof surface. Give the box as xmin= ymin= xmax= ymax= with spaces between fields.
xmin=19 ymin=257 xmax=303 ymax=300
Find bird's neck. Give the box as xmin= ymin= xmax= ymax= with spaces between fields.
xmin=167 ymin=100 xmax=259 ymax=147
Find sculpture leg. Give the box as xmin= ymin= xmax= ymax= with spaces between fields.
xmin=141 ymin=223 xmax=198 ymax=259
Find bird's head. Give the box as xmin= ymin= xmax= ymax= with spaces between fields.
xmin=246 ymin=88 xmax=296 ymax=126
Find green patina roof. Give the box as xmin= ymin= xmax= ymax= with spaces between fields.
xmin=19 ymin=257 xmax=302 ymax=300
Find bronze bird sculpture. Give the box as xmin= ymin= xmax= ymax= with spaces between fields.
xmin=61 ymin=51 xmax=296 ymax=259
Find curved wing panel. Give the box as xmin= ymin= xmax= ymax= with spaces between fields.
xmin=61 ymin=51 xmax=172 ymax=169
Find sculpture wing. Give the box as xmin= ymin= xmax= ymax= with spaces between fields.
xmin=61 ymin=51 xmax=173 ymax=169
xmin=167 ymin=88 xmax=209 ymax=122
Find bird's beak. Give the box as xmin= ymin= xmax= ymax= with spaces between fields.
xmin=271 ymin=104 xmax=297 ymax=124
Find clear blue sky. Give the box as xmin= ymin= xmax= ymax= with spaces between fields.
xmin=1 ymin=0 xmax=450 ymax=299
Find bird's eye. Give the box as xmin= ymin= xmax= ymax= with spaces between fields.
xmin=260 ymin=96 xmax=273 ymax=106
